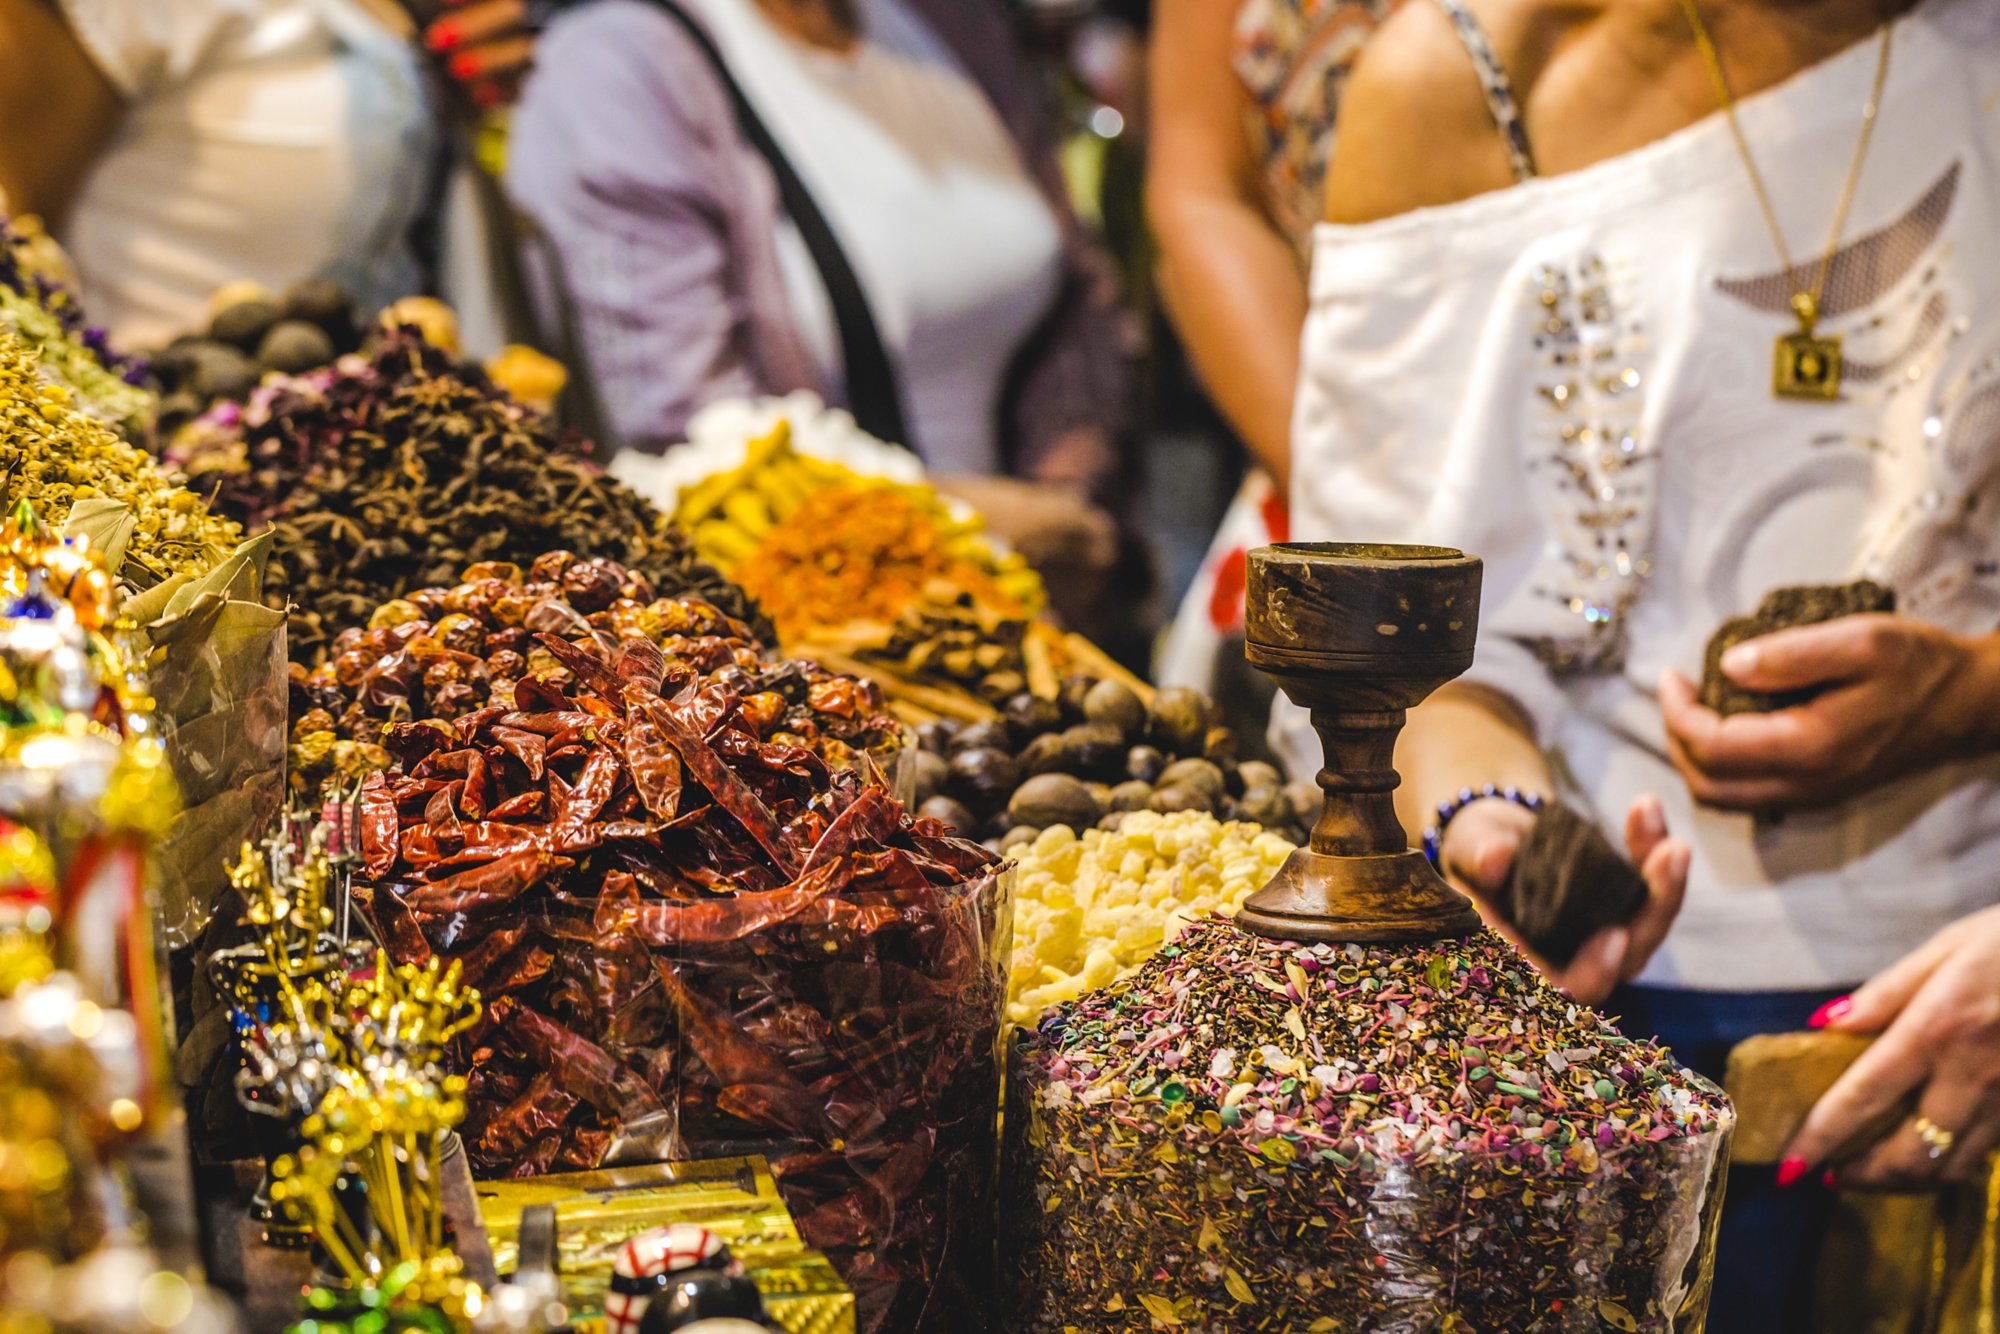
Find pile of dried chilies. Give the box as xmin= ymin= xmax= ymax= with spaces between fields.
xmin=348 ymin=585 xmax=1010 ymax=1333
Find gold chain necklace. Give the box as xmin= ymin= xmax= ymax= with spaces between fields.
xmin=1677 ymin=0 xmax=1894 ymax=401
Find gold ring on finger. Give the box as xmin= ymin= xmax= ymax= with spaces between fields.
xmin=1914 ymin=1116 xmax=1957 ymax=1160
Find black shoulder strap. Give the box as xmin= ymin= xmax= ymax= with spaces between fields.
xmin=640 ymin=0 xmax=918 ymax=456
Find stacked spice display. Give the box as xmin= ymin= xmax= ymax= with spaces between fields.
xmin=1002 ymin=921 xmax=1732 ymax=1331
xmin=172 ymin=330 xmax=767 ymax=660
xmin=343 ymin=569 xmax=1009 ymax=1333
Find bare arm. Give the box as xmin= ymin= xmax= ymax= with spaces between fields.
xmin=0 ymin=0 xmax=123 ymax=223
xmin=1145 ymin=0 xmax=1304 ymax=488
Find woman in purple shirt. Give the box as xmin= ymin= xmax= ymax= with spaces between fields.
xmin=506 ymin=0 xmax=1131 ymax=492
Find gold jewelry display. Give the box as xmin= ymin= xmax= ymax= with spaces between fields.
xmin=1914 ymin=1115 xmax=1958 ymax=1161
xmin=1678 ymin=0 xmax=1893 ymax=401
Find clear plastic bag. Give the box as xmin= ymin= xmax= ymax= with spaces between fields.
xmin=659 ymin=863 xmax=1012 ymax=1334
xmin=1000 ymin=919 xmax=1734 ymax=1333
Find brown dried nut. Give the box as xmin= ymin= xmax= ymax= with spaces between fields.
xmin=1237 ymin=785 xmax=1294 ymax=828
xmin=1157 ymin=758 xmax=1226 ymax=800
xmin=1082 ymin=679 xmax=1145 ymax=737
xmin=917 ymin=795 xmax=979 ymax=835
xmin=1109 ymin=780 xmax=1154 ymax=812
xmin=951 ymin=721 xmax=1013 ymax=756
xmin=1003 ymin=693 xmax=1062 ymax=744
xmin=948 ymin=747 xmax=1021 ymax=814
xmin=1061 ymin=722 xmax=1127 ymax=780
xmin=1019 ymin=733 xmax=1069 ymax=777
xmin=1148 ymin=784 xmax=1213 ymax=814
xmin=485 ymin=649 xmax=527 ymax=680
xmin=1125 ymin=745 xmax=1167 ymax=783
xmin=1007 ymin=774 xmax=1099 ymax=831
xmin=1147 ymin=686 xmax=1213 ymax=755
xmin=906 ymin=749 xmax=949 ymax=805
xmin=462 ymin=561 xmax=523 ymax=584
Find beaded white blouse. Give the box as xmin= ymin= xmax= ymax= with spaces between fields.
xmin=1282 ymin=0 xmax=2000 ymax=990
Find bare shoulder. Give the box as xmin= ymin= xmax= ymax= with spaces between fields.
xmin=1322 ymin=0 xmax=1535 ymax=225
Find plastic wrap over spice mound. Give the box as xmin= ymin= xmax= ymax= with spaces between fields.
xmin=1000 ymin=918 xmax=1733 ymax=1333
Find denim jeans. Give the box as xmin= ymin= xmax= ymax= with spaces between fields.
xmin=1609 ymin=983 xmax=1851 ymax=1334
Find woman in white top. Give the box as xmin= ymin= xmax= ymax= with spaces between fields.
xmin=1287 ymin=0 xmax=2000 ymax=1324
xmin=504 ymin=0 xmax=1132 ymax=487
xmin=0 ymin=0 xmax=537 ymax=347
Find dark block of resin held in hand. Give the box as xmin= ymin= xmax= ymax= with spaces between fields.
xmin=1503 ymin=802 xmax=1650 ymax=968
xmin=1701 ymin=580 xmax=1895 ymax=717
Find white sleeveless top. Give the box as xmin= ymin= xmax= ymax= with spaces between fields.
xmin=1284 ymin=0 xmax=2000 ymax=991
xmin=682 ymin=0 xmax=1064 ymax=473
xmin=54 ymin=0 xmax=433 ymax=347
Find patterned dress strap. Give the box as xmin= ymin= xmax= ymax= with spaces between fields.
xmin=1427 ymin=0 xmax=1539 ymax=182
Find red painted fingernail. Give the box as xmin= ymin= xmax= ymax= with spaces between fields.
xmin=1777 ymin=1157 xmax=1810 ymax=1188
xmin=448 ymin=52 xmax=481 ymax=81
xmin=1822 ymin=1169 xmax=1839 ymax=1189
xmin=426 ymin=21 xmax=462 ymax=51
xmin=1808 ymin=996 xmax=1853 ymax=1029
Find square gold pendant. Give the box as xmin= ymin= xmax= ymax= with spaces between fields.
xmin=1774 ymin=330 xmax=1843 ymax=401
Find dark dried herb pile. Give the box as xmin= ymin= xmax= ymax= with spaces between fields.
xmin=1002 ymin=919 xmax=1733 ymax=1333
xmin=289 ymin=552 xmax=899 ymax=795
xmin=174 ymin=332 xmax=768 ymax=660
xmin=353 ymin=611 xmax=1008 ymax=1333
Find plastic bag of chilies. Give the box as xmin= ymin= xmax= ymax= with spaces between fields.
xmin=354 ymin=626 xmax=1013 ymax=1334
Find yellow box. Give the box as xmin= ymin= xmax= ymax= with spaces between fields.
xmin=475 ymin=1158 xmax=854 ymax=1334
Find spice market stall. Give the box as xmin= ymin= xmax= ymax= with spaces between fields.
xmin=0 ymin=218 xmax=1749 ymax=1334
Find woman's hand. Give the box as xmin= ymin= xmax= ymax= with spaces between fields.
xmin=1439 ymin=794 xmax=1689 ymax=1004
xmin=1783 ymin=905 xmax=2000 ymax=1191
xmin=1659 ymin=616 xmax=2000 ymax=813
xmin=425 ymin=0 xmax=538 ymax=107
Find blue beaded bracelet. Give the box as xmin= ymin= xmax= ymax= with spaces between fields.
xmin=1422 ymin=785 xmax=1546 ymax=869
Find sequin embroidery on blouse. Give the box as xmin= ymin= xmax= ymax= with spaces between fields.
xmin=1521 ymin=252 xmax=1656 ymax=675
xmin=1231 ymin=0 xmax=1398 ymax=253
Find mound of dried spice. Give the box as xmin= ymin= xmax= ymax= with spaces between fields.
xmin=0 ymin=333 xmax=238 ymax=585
xmin=354 ymin=619 xmax=1009 ymax=1334
xmin=731 ymin=483 xmax=1035 ymax=644
xmin=289 ymin=552 xmax=899 ymax=797
xmin=1001 ymin=918 xmax=1733 ymax=1333
xmin=0 ymin=215 xmax=153 ymax=438
xmin=174 ymin=332 xmax=769 ymax=659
